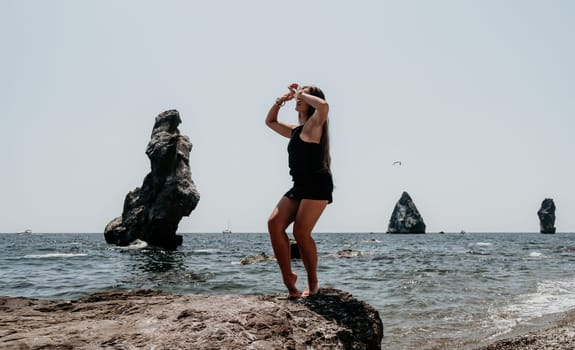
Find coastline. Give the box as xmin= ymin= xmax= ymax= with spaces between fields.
xmin=3 ymin=232 xmax=575 ymax=349
xmin=2 ymin=289 xmax=575 ymax=349
xmin=475 ymin=308 xmax=575 ymax=350
xmin=0 ymin=288 xmax=383 ymax=350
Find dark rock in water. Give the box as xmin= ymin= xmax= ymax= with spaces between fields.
xmin=290 ymin=240 xmax=301 ymax=259
xmin=537 ymin=198 xmax=556 ymax=234
xmin=0 ymin=288 xmax=384 ymax=350
xmin=240 ymin=252 xmax=274 ymax=265
xmin=336 ymin=249 xmax=368 ymax=258
xmin=104 ymin=110 xmax=200 ymax=249
xmin=387 ymin=191 xmax=426 ymax=234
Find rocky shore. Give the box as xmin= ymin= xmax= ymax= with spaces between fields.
xmin=4 ymin=287 xmax=575 ymax=350
xmin=475 ymin=309 xmax=575 ymax=350
xmin=0 ymin=288 xmax=383 ymax=350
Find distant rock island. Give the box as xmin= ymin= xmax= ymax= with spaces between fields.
xmin=104 ymin=110 xmax=200 ymax=249
xmin=537 ymin=198 xmax=556 ymax=234
xmin=387 ymin=191 xmax=426 ymax=234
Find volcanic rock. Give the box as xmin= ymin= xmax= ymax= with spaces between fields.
xmin=387 ymin=191 xmax=426 ymax=234
xmin=537 ymin=198 xmax=556 ymax=234
xmin=104 ymin=110 xmax=200 ymax=249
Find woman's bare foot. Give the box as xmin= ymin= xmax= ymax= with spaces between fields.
xmin=284 ymin=272 xmax=300 ymax=298
xmin=301 ymin=282 xmax=319 ymax=298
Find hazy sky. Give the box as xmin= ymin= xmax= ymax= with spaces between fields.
xmin=2 ymin=1 xmax=574 ymax=234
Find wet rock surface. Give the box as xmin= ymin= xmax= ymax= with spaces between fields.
xmin=0 ymin=288 xmax=383 ymax=350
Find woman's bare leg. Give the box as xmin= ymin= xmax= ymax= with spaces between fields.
xmin=293 ymin=199 xmax=328 ymax=297
xmin=268 ymin=196 xmax=300 ymax=297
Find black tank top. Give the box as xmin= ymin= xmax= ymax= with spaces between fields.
xmin=287 ymin=125 xmax=327 ymax=181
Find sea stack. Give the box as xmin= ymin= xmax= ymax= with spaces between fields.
xmin=537 ymin=198 xmax=556 ymax=234
xmin=104 ymin=110 xmax=200 ymax=249
xmin=387 ymin=191 xmax=426 ymax=234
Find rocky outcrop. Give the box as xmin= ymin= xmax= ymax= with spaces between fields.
xmin=537 ymin=198 xmax=556 ymax=234
xmin=337 ymin=249 xmax=369 ymax=258
xmin=0 ymin=288 xmax=384 ymax=350
xmin=240 ymin=252 xmax=275 ymax=265
xmin=387 ymin=191 xmax=426 ymax=234
xmin=104 ymin=110 xmax=200 ymax=249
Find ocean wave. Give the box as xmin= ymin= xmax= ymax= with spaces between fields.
xmin=523 ymin=279 xmax=575 ymax=314
xmin=115 ymin=239 xmax=148 ymax=250
xmin=486 ymin=278 xmax=575 ymax=339
xmin=361 ymin=239 xmax=382 ymax=244
xmin=23 ymin=253 xmax=89 ymax=259
xmin=467 ymin=250 xmax=491 ymax=256
xmin=528 ymin=251 xmax=544 ymax=258
xmin=192 ymin=249 xmax=220 ymax=254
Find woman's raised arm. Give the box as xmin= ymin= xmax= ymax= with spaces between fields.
xmin=265 ymin=92 xmax=296 ymax=138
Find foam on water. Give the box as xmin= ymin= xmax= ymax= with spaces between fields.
xmin=23 ymin=253 xmax=89 ymax=259
xmin=489 ymin=278 xmax=575 ymax=337
xmin=513 ymin=279 xmax=575 ymax=316
xmin=192 ymin=248 xmax=221 ymax=253
xmin=115 ymin=239 xmax=148 ymax=250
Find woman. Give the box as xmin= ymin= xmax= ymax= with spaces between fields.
xmin=265 ymin=83 xmax=333 ymax=298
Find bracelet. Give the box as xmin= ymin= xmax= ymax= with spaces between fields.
xmin=275 ymin=98 xmax=285 ymax=107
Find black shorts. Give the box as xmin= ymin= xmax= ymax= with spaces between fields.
xmin=284 ymin=172 xmax=333 ymax=204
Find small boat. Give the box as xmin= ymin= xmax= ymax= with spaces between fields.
xmin=18 ymin=229 xmax=32 ymax=234
xmin=222 ymin=220 xmax=232 ymax=234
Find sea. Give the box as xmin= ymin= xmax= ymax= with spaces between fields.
xmin=1 ymin=232 xmax=575 ymax=349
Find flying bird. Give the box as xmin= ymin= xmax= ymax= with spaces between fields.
xmin=392 ymin=161 xmax=402 ymax=166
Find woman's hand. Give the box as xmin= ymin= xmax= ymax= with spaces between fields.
xmin=289 ymin=83 xmax=306 ymax=100
xmin=274 ymin=83 xmax=306 ymax=107
xmin=277 ymin=91 xmax=294 ymax=104
xmin=276 ymin=84 xmax=299 ymax=106
xmin=288 ymin=83 xmax=301 ymax=98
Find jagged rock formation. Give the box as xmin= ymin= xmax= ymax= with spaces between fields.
xmin=537 ymin=198 xmax=556 ymax=234
xmin=387 ymin=191 xmax=426 ymax=234
xmin=104 ymin=110 xmax=200 ymax=249
xmin=0 ymin=288 xmax=384 ymax=350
